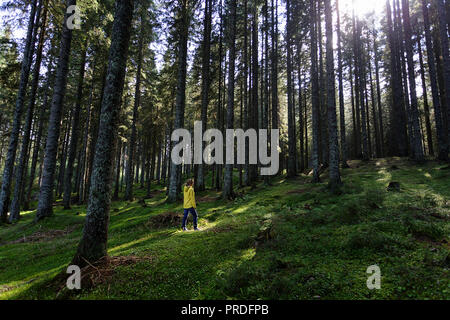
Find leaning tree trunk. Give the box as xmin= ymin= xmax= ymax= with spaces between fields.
xmin=0 ymin=0 xmax=38 ymax=222
xmin=222 ymin=0 xmax=236 ymax=200
xmin=324 ymin=0 xmax=341 ymax=191
xmin=35 ymin=0 xmax=76 ymax=222
xmin=72 ymin=0 xmax=134 ymax=266
xmin=63 ymin=41 xmax=88 ymax=209
xmin=9 ymin=1 xmax=47 ymax=222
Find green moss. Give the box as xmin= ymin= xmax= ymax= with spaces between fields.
xmin=0 ymin=158 xmax=449 ymax=299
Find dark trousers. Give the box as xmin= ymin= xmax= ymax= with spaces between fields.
xmin=182 ymin=207 xmax=198 ymax=229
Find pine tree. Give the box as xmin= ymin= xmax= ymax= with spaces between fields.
xmin=72 ymin=0 xmax=134 ymax=266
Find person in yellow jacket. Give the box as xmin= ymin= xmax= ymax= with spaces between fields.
xmin=182 ymin=179 xmax=199 ymax=231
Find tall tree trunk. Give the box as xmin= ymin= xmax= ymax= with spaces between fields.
xmin=25 ymin=54 xmax=54 ymax=210
xmin=271 ymin=0 xmax=278 ymax=132
xmin=417 ymin=30 xmax=434 ymax=156
xmin=243 ymin=0 xmax=250 ymax=185
xmin=0 ymin=0 xmax=38 ymax=222
xmin=72 ymin=0 xmax=134 ymax=266
xmin=386 ymin=0 xmax=408 ymax=157
xmin=437 ymin=0 xmax=450 ymax=149
xmin=250 ymin=2 xmax=259 ymax=183
xmin=324 ymin=0 xmax=341 ymax=191
xmin=9 ymin=1 xmax=47 ymax=222
xmin=168 ymin=0 xmax=190 ymax=202
xmin=402 ymin=0 xmax=424 ymax=162
xmin=395 ymin=0 xmax=413 ymax=156
xmin=125 ymin=22 xmax=144 ymax=201
xmin=196 ymin=0 xmax=212 ymax=192
xmin=368 ymin=58 xmax=381 ymax=158
xmin=310 ymin=0 xmax=320 ymax=182
xmin=422 ymin=0 xmax=447 ymax=160
xmin=113 ymin=140 xmax=122 ymax=200
xmin=335 ymin=0 xmax=348 ymax=167
xmin=215 ymin=0 xmax=224 ymax=191
xmin=222 ymin=0 xmax=236 ymax=199
xmin=63 ymin=41 xmax=88 ymax=209
xmin=352 ymin=9 xmax=361 ymax=158
xmin=35 ymin=0 xmax=76 ymax=222
xmin=373 ymin=31 xmax=384 ymax=157
xmin=318 ymin=1 xmax=328 ymax=166
xmin=349 ymin=59 xmax=357 ymax=158
xmin=297 ymin=43 xmax=304 ymax=172
xmin=356 ymin=18 xmax=369 ymax=160
xmin=286 ymin=0 xmax=296 ymax=178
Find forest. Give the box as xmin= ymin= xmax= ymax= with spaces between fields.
xmin=0 ymin=0 xmax=449 ymax=300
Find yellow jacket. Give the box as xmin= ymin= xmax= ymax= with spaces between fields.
xmin=183 ymin=186 xmax=196 ymax=209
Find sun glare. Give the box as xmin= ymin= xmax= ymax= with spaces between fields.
xmin=339 ymin=0 xmax=383 ymax=17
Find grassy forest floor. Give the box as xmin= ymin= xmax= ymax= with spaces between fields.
xmin=0 ymin=157 xmax=449 ymax=299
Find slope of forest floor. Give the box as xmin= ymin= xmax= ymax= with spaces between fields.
xmin=0 ymin=157 xmax=449 ymax=299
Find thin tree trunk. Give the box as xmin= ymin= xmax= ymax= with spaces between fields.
xmin=168 ymin=0 xmax=189 ymax=202
xmin=197 ymin=0 xmax=212 ymax=192
xmin=35 ymin=0 xmax=76 ymax=222
xmin=63 ymin=41 xmax=88 ymax=209
xmin=417 ymin=29 xmax=433 ymax=156
xmin=310 ymin=0 xmax=320 ymax=182
xmin=0 ymin=0 xmax=38 ymax=222
xmin=223 ymin=0 xmax=236 ymax=200
xmin=125 ymin=22 xmax=144 ymax=201
xmin=286 ymin=0 xmax=296 ymax=178
xmin=422 ymin=0 xmax=447 ymax=160
xmin=402 ymin=0 xmax=424 ymax=162
xmin=336 ymin=0 xmax=348 ymax=167
xmin=324 ymin=0 xmax=341 ymax=191
xmin=9 ymin=0 xmax=47 ymax=222
xmin=373 ymin=31 xmax=384 ymax=157
xmin=437 ymin=0 xmax=450 ymax=149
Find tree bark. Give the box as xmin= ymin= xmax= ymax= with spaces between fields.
xmin=0 ymin=0 xmax=38 ymax=222
xmin=324 ymin=0 xmax=341 ymax=191
xmin=335 ymin=0 xmax=348 ymax=167
xmin=9 ymin=1 xmax=47 ymax=222
xmin=35 ymin=0 xmax=76 ymax=222
xmin=72 ymin=0 xmax=134 ymax=266
xmin=196 ymin=0 xmax=212 ymax=192
xmin=168 ymin=0 xmax=190 ymax=202
xmin=402 ymin=0 xmax=424 ymax=162
xmin=63 ymin=41 xmax=88 ymax=209
xmin=223 ymin=0 xmax=237 ymax=200
xmin=422 ymin=0 xmax=448 ymax=160
xmin=417 ymin=29 xmax=434 ymax=156
xmin=310 ymin=0 xmax=320 ymax=182
xmin=286 ymin=0 xmax=296 ymax=178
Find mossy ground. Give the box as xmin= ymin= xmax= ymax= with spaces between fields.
xmin=0 ymin=158 xmax=449 ymax=299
